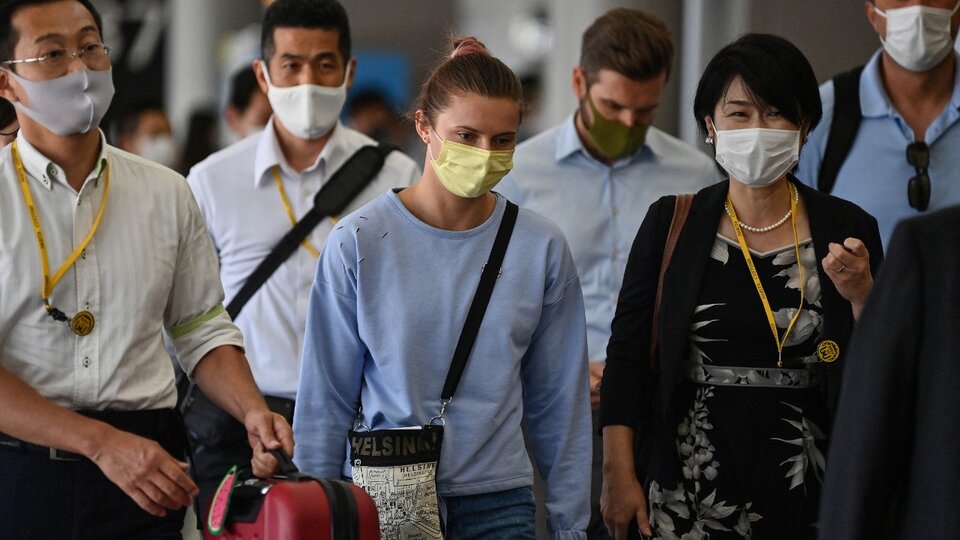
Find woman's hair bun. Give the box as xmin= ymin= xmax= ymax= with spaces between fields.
xmin=450 ymin=36 xmax=489 ymax=59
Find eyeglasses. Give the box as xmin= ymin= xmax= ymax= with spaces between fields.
xmin=1 ymin=43 xmax=112 ymax=72
xmin=906 ymin=141 xmax=930 ymax=212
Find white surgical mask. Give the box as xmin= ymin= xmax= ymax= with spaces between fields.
xmin=713 ymin=127 xmax=800 ymax=188
xmin=5 ymin=68 xmax=115 ymax=136
xmin=260 ymin=61 xmax=349 ymax=140
xmin=873 ymin=1 xmax=960 ymax=72
xmin=138 ymin=134 xmax=179 ymax=169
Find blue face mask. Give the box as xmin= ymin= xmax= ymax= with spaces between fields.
xmin=6 ymin=68 xmax=115 ymax=136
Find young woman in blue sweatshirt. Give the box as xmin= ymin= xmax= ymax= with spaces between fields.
xmin=293 ymin=37 xmax=592 ymax=539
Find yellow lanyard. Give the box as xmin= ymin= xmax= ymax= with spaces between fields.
xmin=13 ymin=140 xmax=110 ymax=329
xmin=725 ymin=182 xmax=804 ymax=368
xmin=272 ymin=166 xmax=320 ymax=258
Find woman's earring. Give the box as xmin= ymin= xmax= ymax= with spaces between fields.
xmin=705 ymin=136 xmax=714 ymax=145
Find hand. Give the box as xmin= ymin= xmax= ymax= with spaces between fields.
xmin=821 ymin=237 xmax=873 ymax=319
xmin=244 ymin=409 xmax=294 ymax=478
xmin=589 ymin=361 xmax=605 ymax=410
xmin=89 ymin=427 xmax=198 ymax=517
xmin=601 ymin=469 xmax=651 ymax=540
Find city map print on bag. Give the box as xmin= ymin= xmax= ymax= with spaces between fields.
xmin=351 ymin=425 xmax=444 ymax=540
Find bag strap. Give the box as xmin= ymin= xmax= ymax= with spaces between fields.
xmin=226 ymin=144 xmax=394 ymax=320
xmin=649 ymin=194 xmax=694 ymax=371
xmin=439 ymin=201 xmax=519 ymax=403
xmin=817 ymin=65 xmax=864 ymax=194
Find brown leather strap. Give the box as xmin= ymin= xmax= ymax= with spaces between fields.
xmin=650 ymin=194 xmax=694 ymax=370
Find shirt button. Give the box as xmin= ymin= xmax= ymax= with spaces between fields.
xmin=82 ymin=357 xmax=91 ymax=368
xmin=612 ymin=207 xmax=619 ymax=217
xmin=46 ymin=164 xmax=57 ymax=177
xmin=81 ymin=250 xmax=87 ymax=259
xmin=612 ymin=249 xmax=620 ymax=260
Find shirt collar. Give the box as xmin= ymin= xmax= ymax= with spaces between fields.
xmin=554 ymin=112 xmax=654 ymax=167
xmin=860 ymin=49 xmax=960 ymax=118
xmin=14 ymin=129 xmax=109 ymax=191
xmin=253 ymin=117 xmax=348 ymax=187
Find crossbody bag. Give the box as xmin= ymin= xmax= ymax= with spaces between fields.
xmin=349 ymin=201 xmax=519 ymax=540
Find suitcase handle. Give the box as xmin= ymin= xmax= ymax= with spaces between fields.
xmin=269 ymin=448 xmax=300 ymax=476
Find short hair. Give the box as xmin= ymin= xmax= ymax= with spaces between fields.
xmin=260 ymin=0 xmax=351 ymax=63
xmin=0 ymin=0 xmax=103 ymax=64
xmin=227 ymin=67 xmax=263 ymax=113
xmin=111 ymin=101 xmax=165 ymax=143
xmin=693 ymin=33 xmax=822 ymax=139
xmin=413 ymin=37 xmax=524 ymax=126
xmin=0 ymin=97 xmax=15 ymax=130
xmin=579 ymin=8 xmax=673 ymax=83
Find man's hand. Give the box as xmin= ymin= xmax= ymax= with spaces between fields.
xmin=244 ymin=409 xmax=294 ymax=478
xmin=89 ymin=427 xmax=198 ymax=517
xmin=589 ymin=361 xmax=605 ymax=410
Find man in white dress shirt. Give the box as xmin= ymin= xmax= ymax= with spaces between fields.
xmin=0 ymin=0 xmax=293 ymax=537
xmin=186 ymin=0 xmax=419 ymax=521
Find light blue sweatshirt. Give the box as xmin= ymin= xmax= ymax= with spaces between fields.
xmin=294 ymin=190 xmax=591 ymax=538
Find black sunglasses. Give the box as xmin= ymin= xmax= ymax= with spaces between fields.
xmin=906 ymin=142 xmax=930 ymax=212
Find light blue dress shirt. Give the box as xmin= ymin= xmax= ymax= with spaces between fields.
xmin=797 ymin=50 xmax=960 ymax=248
xmin=498 ymin=115 xmax=719 ymax=361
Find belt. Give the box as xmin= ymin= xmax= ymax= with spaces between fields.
xmin=0 ymin=408 xmax=184 ymax=463
xmin=0 ymin=433 xmax=85 ymax=461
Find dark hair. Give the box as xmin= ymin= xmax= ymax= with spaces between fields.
xmin=111 ymin=101 xmax=165 ymax=143
xmin=261 ymin=0 xmax=351 ymax=63
xmin=0 ymin=0 xmax=103 ymax=64
xmin=414 ymin=37 xmax=524 ymax=126
xmin=580 ymin=8 xmax=673 ymax=83
xmin=0 ymin=97 xmax=15 ymax=131
xmin=693 ymin=33 xmax=822 ymax=139
xmin=227 ymin=66 xmax=263 ymax=113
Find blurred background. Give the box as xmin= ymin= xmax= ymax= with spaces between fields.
xmin=93 ymin=0 xmax=910 ymax=169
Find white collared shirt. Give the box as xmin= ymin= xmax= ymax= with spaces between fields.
xmin=0 ymin=132 xmax=244 ymax=411
xmin=187 ymin=119 xmax=419 ymax=399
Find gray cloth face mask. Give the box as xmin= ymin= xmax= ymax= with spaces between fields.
xmin=5 ymin=68 xmax=115 ymax=136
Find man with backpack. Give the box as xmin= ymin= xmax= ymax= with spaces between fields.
xmin=796 ymin=0 xmax=960 ymax=247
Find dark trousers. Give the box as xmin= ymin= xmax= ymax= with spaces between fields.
xmin=0 ymin=409 xmax=187 ymax=540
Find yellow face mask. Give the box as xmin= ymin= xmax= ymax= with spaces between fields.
xmin=429 ymin=131 xmax=514 ymax=199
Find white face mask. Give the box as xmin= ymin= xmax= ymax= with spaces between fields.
xmin=260 ymin=60 xmax=349 ymax=140
xmin=713 ymin=127 xmax=800 ymax=188
xmin=873 ymin=1 xmax=960 ymax=72
xmin=5 ymin=68 xmax=115 ymax=136
xmin=138 ymin=134 xmax=179 ymax=169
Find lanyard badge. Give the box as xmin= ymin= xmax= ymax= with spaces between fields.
xmin=13 ymin=140 xmax=109 ymax=336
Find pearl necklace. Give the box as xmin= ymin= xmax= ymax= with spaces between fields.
xmin=725 ymin=184 xmax=799 ymax=234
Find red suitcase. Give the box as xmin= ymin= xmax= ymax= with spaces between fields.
xmin=205 ymin=451 xmax=380 ymax=540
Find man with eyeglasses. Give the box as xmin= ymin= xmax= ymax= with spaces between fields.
xmin=0 ymin=1 xmax=293 ymax=537
xmin=797 ymin=0 xmax=960 ymax=247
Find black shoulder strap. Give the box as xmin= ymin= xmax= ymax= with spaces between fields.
xmin=226 ymin=144 xmax=394 ymax=320
xmin=818 ymin=65 xmax=864 ymax=194
xmin=440 ymin=202 xmax=519 ymax=401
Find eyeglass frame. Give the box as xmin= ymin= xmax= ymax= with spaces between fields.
xmin=906 ymin=141 xmax=930 ymax=212
xmin=0 ymin=43 xmax=112 ymax=70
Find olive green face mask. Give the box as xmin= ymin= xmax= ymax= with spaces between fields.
xmin=582 ymin=94 xmax=648 ymax=160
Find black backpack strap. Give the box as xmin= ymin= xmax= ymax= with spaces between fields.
xmin=226 ymin=144 xmax=394 ymax=320
xmin=818 ymin=65 xmax=864 ymax=194
xmin=440 ymin=201 xmax=519 ymax=402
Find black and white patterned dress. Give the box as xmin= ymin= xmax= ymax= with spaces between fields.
xmin=646 ymin=235 xmax=828 ymax=540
